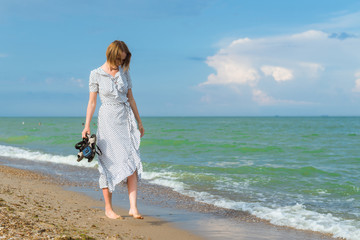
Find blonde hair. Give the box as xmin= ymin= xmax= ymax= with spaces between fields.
xmin=106 ymin=40 xmax=132 ymax=72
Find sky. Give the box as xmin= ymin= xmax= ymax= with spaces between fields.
xmin=1 ymin=0 xmax=360 ymax=116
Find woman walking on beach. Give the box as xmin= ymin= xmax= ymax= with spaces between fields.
xmin=82 ymin=40 xmax=145 ymax=219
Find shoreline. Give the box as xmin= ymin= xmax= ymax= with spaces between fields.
xmin=0 ymin=159 xmax=342 ymax=240
xmin=0 ymin=164 xmax=201 ymax=239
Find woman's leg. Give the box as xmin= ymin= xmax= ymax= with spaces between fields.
xmin=102 ymin=188 xmax=121 ymax=219
xmin=127 ymin=171 xmax=143 ymax=219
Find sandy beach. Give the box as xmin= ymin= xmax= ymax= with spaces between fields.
xmin=0 ymin=162 xmax=342 ymax=240
xmin=0 ymin=165 xmax=201 ymax=239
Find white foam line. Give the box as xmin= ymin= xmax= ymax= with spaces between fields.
xmin=0 ymin=145 xmax=97 ymax=168
xmin=1 ymin=145 xmax=358 ymax=240
xmin=142 ymin=170 xmax=360 ymax=240
xmin=250 ymin=203 xmax=360 ymax=240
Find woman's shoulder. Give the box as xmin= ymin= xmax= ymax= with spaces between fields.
xmin=90 ymin=67 xmax=109 ymax=78
xmin=90 ymin=67 xmax=102 ymax=75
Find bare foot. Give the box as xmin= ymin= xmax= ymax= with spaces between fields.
xmin=129 ymin=209 xmax=144 ymax=219
xmin=105 ymin=210 xmax=123 ymax=219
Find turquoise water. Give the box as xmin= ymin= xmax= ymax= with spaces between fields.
xmin=0 ymin=117 xmax=359 ymax=239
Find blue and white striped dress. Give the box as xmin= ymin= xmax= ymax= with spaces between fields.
xmin=89 ymin=67 xmax=142 ymax=193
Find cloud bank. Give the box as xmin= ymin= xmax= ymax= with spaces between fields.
xmin=200 ymin=30 xmax=360 ymax=107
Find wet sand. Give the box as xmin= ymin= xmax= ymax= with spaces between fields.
xmin=0 ymin=161 xmax=341 ymax=240
xmin=0 ymin=165 xmax=201 ymax=239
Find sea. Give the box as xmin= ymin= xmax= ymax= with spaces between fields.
xmin=0 ymin=116 xmax=359 ymax=240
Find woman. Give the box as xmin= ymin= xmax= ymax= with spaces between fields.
xmin=82 ymin=40 xmax=144 ymax=220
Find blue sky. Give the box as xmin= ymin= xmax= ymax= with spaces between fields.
xmin=1 ymin=0 xmax=360 ymax=116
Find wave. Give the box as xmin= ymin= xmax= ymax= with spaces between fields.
xmin=142 ymin=171 xmax=360 ymax=240
xmin=1 ymin=144 xmax=358 ymax=240
xmin=0 ymin=145 xmax=97 ymax=168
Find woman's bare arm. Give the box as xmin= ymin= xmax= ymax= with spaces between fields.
xmin=127 ymin=89 xmax=144 ymax=137
xmin=82 ymin=92 xmax=97 ymax=138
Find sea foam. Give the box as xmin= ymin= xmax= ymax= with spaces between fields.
xmin=143 ymin=170 xmax=360 ymax=240
xmin=1 ymin=144 xmax=359 ymax=240
xmin=0 ymin=145 xmax=97 ymax=168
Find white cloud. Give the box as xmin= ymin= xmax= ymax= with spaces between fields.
xmin=201 ymin=55 xmax=260 ymax=86
xmin=352 ymin=72 xmax=360 ymax=92
xmin=252 ymin=89 xmax=313 ymax=106
xmin=0 ymin=53 xmax=7 ymax=58
xmin=290 ymin=30 xmax=328 ymax=40
xmin=261 ymin=66 xmax=293 ymax=82
xmin=252 ymin=89 xmax=276 ymax=105
xmin=200 ymin=30 xmax=360 ymax=107
xmin=229 ymin=38 xmax=251 ymax=47
xmin=353 ymin=79 xmax=360 ymax=92
xmin=206 ymin=68 xmax=258 ymax=86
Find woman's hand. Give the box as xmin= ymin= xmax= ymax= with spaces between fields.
xmin=82 ymin=127 xmax=90 ymax=139
xmin=138 ymin=123 xmax=145 ymax=138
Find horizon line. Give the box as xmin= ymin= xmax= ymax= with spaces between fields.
xmin=1 ymin=115 xmax=360 ymax=118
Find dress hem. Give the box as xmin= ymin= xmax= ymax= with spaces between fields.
xmin=99 ymin=160 xmax=143 ymax=193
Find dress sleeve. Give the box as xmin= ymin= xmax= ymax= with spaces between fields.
xmin=125 ymin=70 xmax=132 ymax=89
xmin=89 ymin=71 xmax=99 ymax=92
